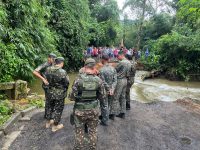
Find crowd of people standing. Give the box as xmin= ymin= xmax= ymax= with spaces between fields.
xmin=33 ymin=47 xmax=136 ymax=149
xmin=85 ymin=46 xmax=141 ymax=60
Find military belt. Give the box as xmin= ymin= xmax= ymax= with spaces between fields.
xmin=75 ymin=100 xmax=98 ymax=110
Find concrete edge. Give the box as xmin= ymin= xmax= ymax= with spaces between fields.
xmin=0 ymin=131 xmax=4 ymax=139
xmin=21 ymin=106 xmax=37 ymax=117
xmin=1 ymin=112 xmax=21 ymax=135
xmin=0 ymin=106 xmax=37 ymax=136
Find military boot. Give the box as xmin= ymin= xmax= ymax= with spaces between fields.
xmin=126 ymin=102 xmax=131 ymax=110
xmin=109 ymin=114 xmax=115 ymax=120
xmin=116 ymin=113 xmax=125 ymax=119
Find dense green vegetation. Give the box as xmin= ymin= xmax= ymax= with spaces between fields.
xmin=124 ymin=0 xmax=200 ymax=80
xmin=0 ymin=0 xmax=121 ymax=82
xmin=0 ymin=0 xmax=199 ymax=82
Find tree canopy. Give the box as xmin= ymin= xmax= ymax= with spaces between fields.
xmin=0 ymin=0 xmax=199 ymax=82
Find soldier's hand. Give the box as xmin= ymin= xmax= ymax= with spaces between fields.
xmin=43 ymin=79 xmax=49 ymax=85
xmin=109 ymin=89 xmax=114 ymax=95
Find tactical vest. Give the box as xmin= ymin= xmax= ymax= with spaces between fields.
xmin=46 ymin=69 xmax=66 ymax=89
xmin=77 ymin=74 xmax=99 ymax=102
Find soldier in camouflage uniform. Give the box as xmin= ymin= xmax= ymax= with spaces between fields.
xmin=99 ymin=55 xmax=117 ymax=124
xmin=125 ymin=54 xmax=136 ymax=110
xmin=45 ymin=57 xmax=69 ymax=132
xmin=69 ymin=58 xmax=105 ymax=150
xmin=33 ymin=53 xmax=57 ymax=120
xmin=113 ymin=51 xmax=131 ymax=119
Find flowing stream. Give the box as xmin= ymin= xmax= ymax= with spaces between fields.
xmin=132 ymin=71 xmax=200 ymax=103
xmin=29 ymin=71 xmax=200 ymax=103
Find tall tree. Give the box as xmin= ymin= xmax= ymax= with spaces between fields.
xmin=46 ymin=0 xmax=91 ymax=70
xmin=123 ymin=0 xmax=149 ymax=50
xmin=123 ymin=0 xmax=174 ymax=49
xmin=88 ymin=0 xmax=120 ymax=46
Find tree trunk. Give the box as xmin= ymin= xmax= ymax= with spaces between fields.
xmin=136 ymin=0 xmax=146 ymax=50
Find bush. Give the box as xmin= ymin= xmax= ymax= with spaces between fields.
xmin=143 ymin=25 xmax=200 ymax=80
xmin=0 ymin=99 xmax=14 ymax=126
xmin=29 ymin=99 xmax=45 ymax=108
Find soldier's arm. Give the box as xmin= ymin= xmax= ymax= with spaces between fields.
xmin=68 ymin=78 xmax=79 ymax=101
xmin=33 ymin=63 xmax=49 ymax=85
xmin=112 ymin=68 xmax=117 ymax=91
xmin=62 ymin=73 xmax=70 ymax=90
xmin=97 ymin=79 xmax=106 ymax=101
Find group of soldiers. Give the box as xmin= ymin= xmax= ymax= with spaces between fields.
xmin=33 ymin=51 xmax=136 ymax=150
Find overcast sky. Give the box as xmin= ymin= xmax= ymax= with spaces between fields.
xmin=117 ymin=0 xmax=125 ymax=9
xmin=116 ymin=0 xmax=175 ymax=20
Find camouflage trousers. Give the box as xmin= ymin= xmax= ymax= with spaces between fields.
xmin=111 ymin=78 xmax=127 ymax=115
xmin=99 ymin=95 xmax=109 ymax=123
xmin=43 ymin=86 xmax=49 ymax=119
xmin=107 ymin=95 xmax=113 ymax=114
xmin=74 ymin=108 xmax=99 ymax=150
xmin=126 ymin=77 xmax=135 ymax=108
xmin=45 ymin=91 xmax=65 ymax=125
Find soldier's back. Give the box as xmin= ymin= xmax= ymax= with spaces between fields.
xmin=100 ymin=64 xmax=116 ymax=84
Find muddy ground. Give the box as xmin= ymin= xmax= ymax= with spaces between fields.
xmin=1 ymin=99 xmax=200 ymax=150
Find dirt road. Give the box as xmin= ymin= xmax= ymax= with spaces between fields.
xmin=2 ymin=99 xmax=200 ymax=150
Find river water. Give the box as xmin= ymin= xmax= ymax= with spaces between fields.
xmin=132 ymin=71 xmax=200 ymax=103
xmin=29 ymin=71 xmax=200 ymax=103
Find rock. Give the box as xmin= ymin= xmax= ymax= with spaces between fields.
xmin=176 ymin=97 xmax=200 ymax=114
xmin=15 ymin=80 xmax=28 ymax=100
xmin=19 ymin=117 xmax=31 ymax=122
xmin=0 ymin=80 xmax=28 ymax=100
xmin=0 ymin=131 xmax=4 ymax=139
xmin=21 ymin=106 xmax=36 ymax=117
xmin=141 ymin=70 xmax=162 ymax=81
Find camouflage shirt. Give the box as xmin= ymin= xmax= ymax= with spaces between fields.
xmin=115 ymin=58 xmax=131 ymax=79
xmin=99 ymin=63 xmax=117 ymax=92
xmin=129 ymin=60 xmax=136 ymax=77
xmin=45 ymin=66 xmax=69 ymax=90
xmin=69 ymin=73 xmax=105 ymax=102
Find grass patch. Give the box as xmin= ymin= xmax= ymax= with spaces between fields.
xmin=0 ymin=99 xmax=14 ymax=126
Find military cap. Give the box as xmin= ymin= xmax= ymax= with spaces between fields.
xmin=85 ymin=58 xmax=96 ymax=66
xmin=48 ymin=53 xmax=57 ymax=58
xmin=56 ymin=57 xmax=65 ymax=62
xmin=102 ymin=54 xmax=109 ymax=61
